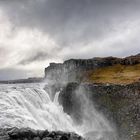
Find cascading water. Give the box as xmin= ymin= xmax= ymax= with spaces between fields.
xmin=0 ymin=83 xmax=118 ymax=140
xmin=75 ymin=85 xmax=118 ymax=140
xmin=0 ymin=83 xmax=78 ymax=132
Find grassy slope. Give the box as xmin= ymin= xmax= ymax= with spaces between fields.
xmin=86 ymin=64 xmax=140 ymax=84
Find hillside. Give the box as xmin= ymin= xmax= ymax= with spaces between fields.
xmin=86 ymin=64 xmax=140 ymax=84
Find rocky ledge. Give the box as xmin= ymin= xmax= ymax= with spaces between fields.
xmin=0 ymin=127 xmax=84 ymax=140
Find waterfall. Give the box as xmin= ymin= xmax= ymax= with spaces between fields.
xmin=0 ymin=84 xmax=78 ymax=133
xmin=0 ymin=83 xmax=118 ymax=140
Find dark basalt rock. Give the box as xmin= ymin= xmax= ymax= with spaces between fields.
xmin=0 ymin=128 xmax=84 ymax=140
xmin=59 ymin=82 xmax=140 ymax=140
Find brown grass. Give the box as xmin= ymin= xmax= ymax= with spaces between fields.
xmin=86 ymin=64 xmax=140 ymax=84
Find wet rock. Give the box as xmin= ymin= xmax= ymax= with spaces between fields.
xmin=8 ymin=127 xmax=20 ymax=138
xmin=19 ymin=128 xmax=38 ymax=138
xmin=42 ymin=137 xmax=53 ymax=140
xmin=47 ymin=131 xmax=56 ymax=138
xmin=0 ymin=128 xmax=10 ymax=140
xmin=37 ymin=130 xmax=44 ymax=138
xmin=37 ymin=130 xmax=49 ymax=138
xmin=59 ymin=82 xmax=140 ymax=140
xmin=33 ymin=137 xmax=41 ymax=140
xmin=60 ymin=135 xmax=68 ymax=140
xmin=0 ymin=135 xmax=10 ymax=140
xmin=0 ymin=128 xmax=84 ymax=140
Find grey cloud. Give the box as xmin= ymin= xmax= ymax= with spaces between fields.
xmin=2 ymin=0 xmax=140 ymax=46
xmin=1 ymin=0 xmax=140 ymax=57
xmin=0 ymin=46 xmax=11 ymax=65
xmin=0 ymin=47 xmax=7 ymax=56
xmin=19 ymin=51 xmax=50 ymax=65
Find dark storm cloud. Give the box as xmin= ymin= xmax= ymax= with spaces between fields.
xmin=19 ymin=51 xmax=50 ymax=65
xmin=2 ymin=0 xmax=140 ymax=46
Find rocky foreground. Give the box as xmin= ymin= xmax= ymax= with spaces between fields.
xmin=0 ymin=128 xmax=84 ymax=140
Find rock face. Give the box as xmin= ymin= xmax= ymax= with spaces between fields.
xmin=44 ymin=54 xmax=140 ymax=140
xmin=45 ymin=54 xmax=140 ymax=84
xmin=0 ymin=127 xmax=84 ymax=140
xmin=59 ymin=82 xmax=140 ymax=140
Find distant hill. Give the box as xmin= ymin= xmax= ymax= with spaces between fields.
xmin=0 ymin=77 xmax=44 ymax=84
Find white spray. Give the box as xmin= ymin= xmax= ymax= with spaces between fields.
xmin=0 ymin=83 xmax=118 ymax=140
xmin=74 ymin=85 xmax=118 ymax=140
xmin=0 ymin=84 xmax=78 ymax=133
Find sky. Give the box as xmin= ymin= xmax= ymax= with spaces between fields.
xmin=0 ymin=0 xmax=140 ymax=80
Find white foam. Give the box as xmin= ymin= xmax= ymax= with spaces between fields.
xmin=0 ymin=83 xmax=118 ymax=140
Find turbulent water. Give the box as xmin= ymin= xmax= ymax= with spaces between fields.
xmin=0 ymin=83 xmax=117 ymax=140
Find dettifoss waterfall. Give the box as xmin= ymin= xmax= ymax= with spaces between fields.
xmin=0 ymin=83 xmax=117 ymax=140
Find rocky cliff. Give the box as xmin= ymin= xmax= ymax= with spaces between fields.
xmin=45 ymin=54 xmax=140 ymax=84
xmin=59 ymin=82 xmax=140 ymax=140
xmin=44 ymin=54 xmax=140 ymax=140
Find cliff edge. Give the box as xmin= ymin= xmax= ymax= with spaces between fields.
xmin=44 ymin=54 xmax=140 ymax=140
xmin=45 ymin=54 xmax=140 ymax=84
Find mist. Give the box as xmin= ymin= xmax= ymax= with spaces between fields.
xmin=73 ymin=85 xmax=118 ymax=140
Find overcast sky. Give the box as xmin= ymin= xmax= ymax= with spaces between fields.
xmin=0 ymin=0 xmax=140 ymax=80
